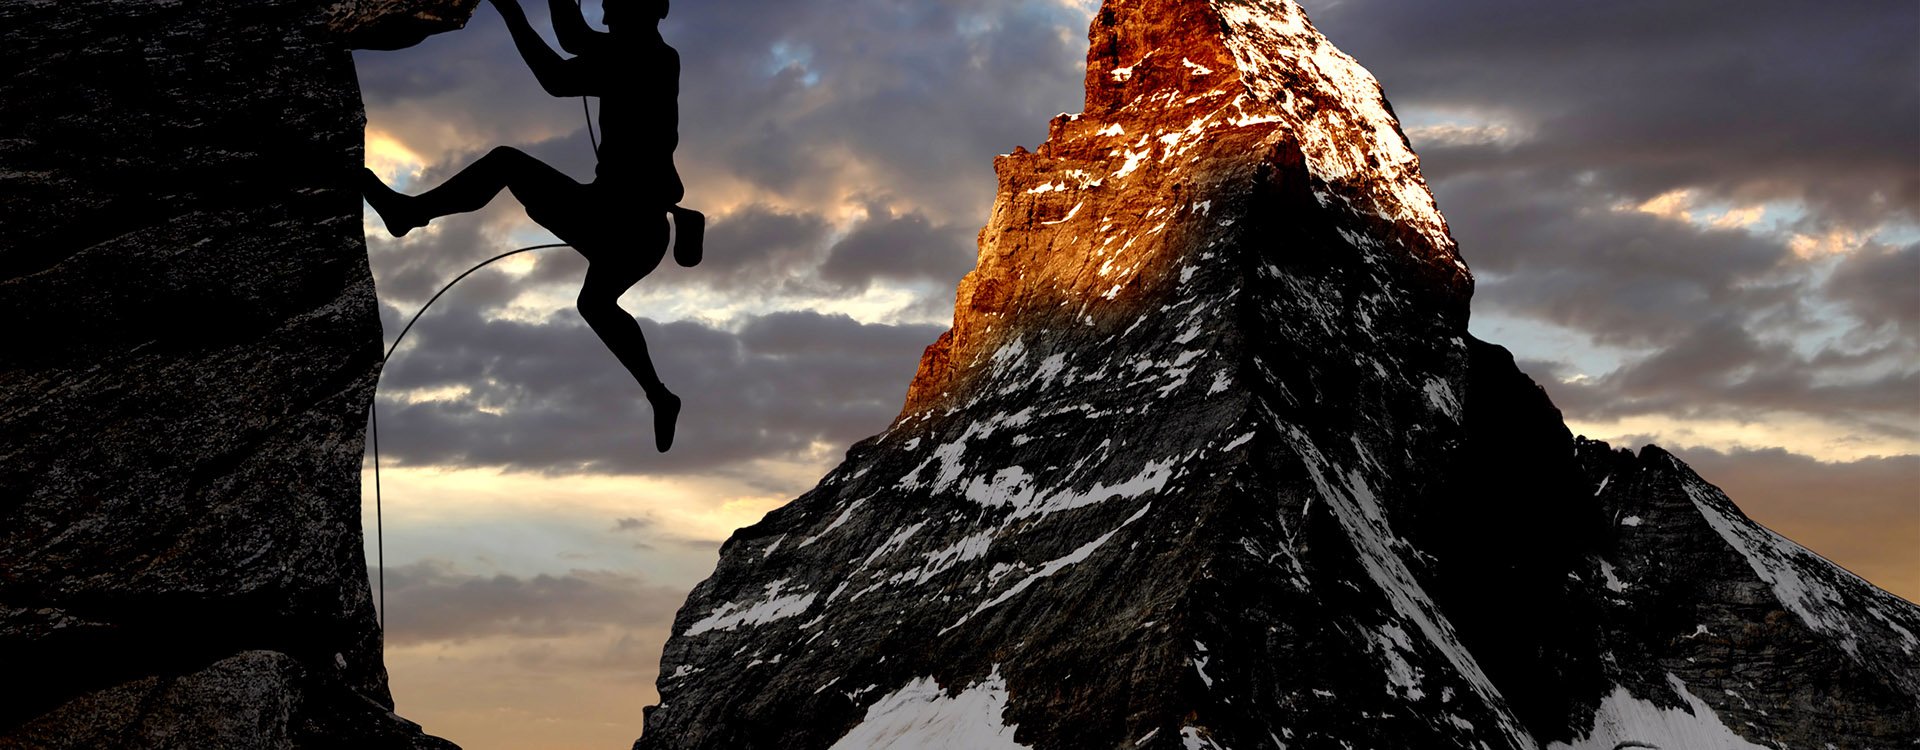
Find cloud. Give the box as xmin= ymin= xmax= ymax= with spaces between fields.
xmin=1447 ymin=167 xmax=1916 ymax=446
xmin=1304 ymin=0 xmax=1918 ymax=227
xmin=356 ymin=0 xmax=1096 ymax=229
xmin=379 ymin=560 xmax=684 ymax=645
xmin=665 ymin=0 xmax=1093 ymax=223
xmin=1285 ymin=0 xmax=1919 ymax=451
xmin=371 ymin=306 xmax=943 ymax=475
xmin=1827 ymin=242 xmax=1920 ymax=338
xmin=676 ymin=204 xmax=832 ymax=291
xmin=819 ymin=202 xmax=977 ymax=293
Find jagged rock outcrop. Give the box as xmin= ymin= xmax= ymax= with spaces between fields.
xmin=0 ymin=0 xmax=474 ymax=746
xmin=638 ymin=1 xmax=1920 ymax=748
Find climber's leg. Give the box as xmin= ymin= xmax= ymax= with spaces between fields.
xmin=575 ymin=214 xmax=679 ymax=452
xmin=418 ymin=146 xmax=573 ymax=221
xmin=359 ymin=147 xmax=576 ymax=237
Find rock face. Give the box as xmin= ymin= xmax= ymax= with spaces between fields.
xmin=639 ymin=1 xmax=1920 ymax=748
xmin=0 ymin=0 xmax=473 ymax=746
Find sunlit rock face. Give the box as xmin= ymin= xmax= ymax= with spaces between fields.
xmin=639 ymin=1 xmax=1918 ymax=748
xmin=328 ymin=0 xmax=481 ymax=50
xmin=0 ymin=1 xmax=472 ymax=746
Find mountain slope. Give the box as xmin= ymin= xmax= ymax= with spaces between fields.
xmin=636 ymin=1 xmax=1919 ymax=748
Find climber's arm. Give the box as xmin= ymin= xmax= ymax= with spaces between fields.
xmin=490 ymin=0 xmax=591 ymax=97
xmin=549 ymin=0 xmax=607 ymax=56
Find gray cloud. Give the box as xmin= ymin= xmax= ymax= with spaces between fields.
xmin=366 ymin=201 xmax=531 ymax=308
xmin=667 ymin=0 xmax=1090 ymax=222
xmin=371 ymin=307 xmax=941 ymax=476
xmin=1828 ymin=242 xmax=1920 ymax=338
xmin=357 ymin=0 xmax=1092 ymax=229
xmin=685 ymin=204 xmax=832 ymax=291
xmin=379 ymin=560 xmax=683 ymax=645
xmin=1450 ymin=168 xmax=1916 ymax=441
xmin=1283 ymin=0 xmax=1920 ymax=442
xmin=1303 ymin=0 xmax=1919 ymax=226
xmin=1528 ymin=316 xmax=1918 ymax=442
xmin=1445 ymin=170 xmax=1792 ymax=346
xmin=819 ymin=202 xmax=976 ymax=293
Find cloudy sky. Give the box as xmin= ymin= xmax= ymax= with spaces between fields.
xmin=351 ymin=0 xmax=1918 ymax=746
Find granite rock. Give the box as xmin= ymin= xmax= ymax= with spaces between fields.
xmin=0 ymin=0 xmax=474 ymax=746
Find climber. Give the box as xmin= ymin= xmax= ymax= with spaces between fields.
xmin=358 ymin=0 xmax=702 ymax=453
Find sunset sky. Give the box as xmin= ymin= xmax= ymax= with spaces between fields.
xmin=351 ymin=1 xmax=1918 ymax=747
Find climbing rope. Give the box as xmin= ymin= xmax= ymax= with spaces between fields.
xmin=368 ymin=242 xmax=571 ymax=631
xmin=372 ymin=0 xmax=603 ymax=632
xmin=578 ymin=0 xmax=600 ymax=158
xmin=583 ymin=96 xmax=600 ymax=157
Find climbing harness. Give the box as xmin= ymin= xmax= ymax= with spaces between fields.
xmin=367 ymin=243 xmax=570 ymax=631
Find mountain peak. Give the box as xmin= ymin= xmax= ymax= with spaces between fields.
xmin=1081 ymin=0 xmax=1453 ymax=246
xmin=903 ymin=0 xmax=1462 ymax=416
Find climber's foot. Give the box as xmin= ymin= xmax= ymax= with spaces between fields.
xmin=357 ymin=168 xmax=425 ymax=238
xmin=672 ymin=207 xmax=704 ymax=268
xmin=650 ymin=389 xmax=681 ymax=453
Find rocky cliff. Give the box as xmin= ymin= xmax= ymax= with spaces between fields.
xmin=0 ymin=0 xmax=474 ymax=746
xmin=638 ymin=0 xmax=1920 ymax=748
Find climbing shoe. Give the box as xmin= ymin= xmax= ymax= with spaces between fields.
xmin=651 ymin=389 xmax=681 ymax=453
xmin=358 ymin=168 xmax=425 ymax=238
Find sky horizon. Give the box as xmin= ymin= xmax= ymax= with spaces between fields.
xmin=352 ymin=0 xmax=1918 ymax=747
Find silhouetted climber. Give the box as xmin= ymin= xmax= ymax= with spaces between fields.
xmin=359 ymin=0 xmax=702 ymax=452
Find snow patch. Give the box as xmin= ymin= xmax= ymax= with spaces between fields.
xmin=686 ymin=579 xmax=817 ymax=636
xmin=1373 ymin=624 xmax=1425 ymax=700
xmin=966 ymin=466 xmax=1037 ymax=509
xmin=829 ymin=666 xmax=1029 ymax=750
xmin=1113 ymin=148 xmax=1150 ymax=179
xmin=1545 ymin=675 xmax=1771 ymax=750
xmin=1207 ymin=370 xmax=1232 ymax=394
xmin=1042 ymin=201 xmax=1084 ymax=225
xmin=1599 ymin=559 xmax=1629 ymax=593
xmin=1422 ymin=378 xmax=1459 ymax=420
xmin=1179 ymin=726 xmax=1227 ymax=750
xmin=1680 ymin=473 xmax=1869 ymax=655
xmin=944 ymin=502 xmax=1153 ymax=633
xmin=1009 ymin=456 xmax=1178 ymax=521
xmin=861 ymin=522 xmax=928 ymax=567
xmin=800 ymin=498 xmax=866 ymax=547
xmin=1212 ymin=0 xmax=1452 ymax=247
